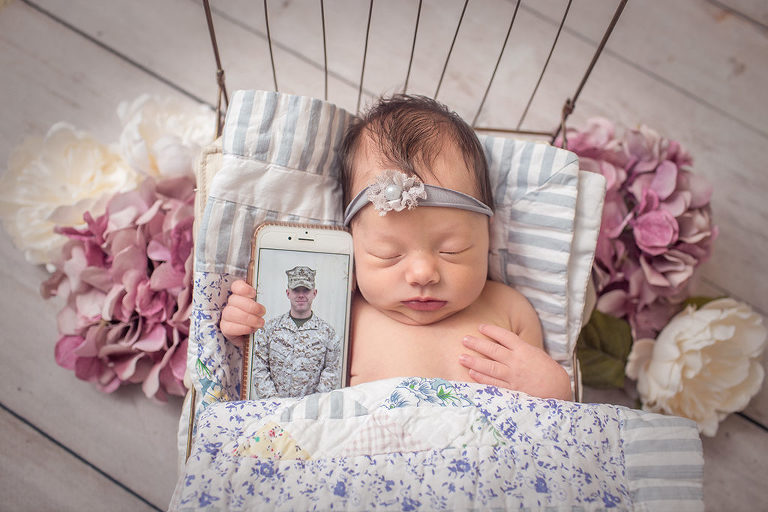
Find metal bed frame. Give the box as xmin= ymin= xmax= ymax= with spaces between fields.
xmin=186 ymin=0 xmax=630 ymax=458
xmin=202 ymin=0 xmax=628 ymax=144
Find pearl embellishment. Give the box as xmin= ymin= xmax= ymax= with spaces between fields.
xmin=384 ymin=183 xmax=403 ymax=201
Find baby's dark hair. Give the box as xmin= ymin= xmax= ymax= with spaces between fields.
xmin=340 ymin=94 xmax=493 ymax=209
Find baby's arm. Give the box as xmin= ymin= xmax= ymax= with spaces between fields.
xmin=459 ymin=325 xmax=572 ymax=400
xmin=220 ymin=280 xmax=266 ymax=343
xmin=221 ymin=280 xmax=279 ymax=396
xmin=458 ymin=287 xmax=572 ymax=400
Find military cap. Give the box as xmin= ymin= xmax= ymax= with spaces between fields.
xmin=286 ymin=266 xmax=316 ymax=289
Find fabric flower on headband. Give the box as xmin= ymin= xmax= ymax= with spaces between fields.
xmin=367 ymin=169 xmax=427 ymax=216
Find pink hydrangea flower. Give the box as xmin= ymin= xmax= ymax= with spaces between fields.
xmin=43 ymin=175 xmax=195 ymax=401
xmin=561 ymin=119 xmax=717 ymax=339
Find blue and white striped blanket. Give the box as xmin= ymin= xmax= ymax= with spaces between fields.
xmin=171 ymin=377 xmax=703 ymax=511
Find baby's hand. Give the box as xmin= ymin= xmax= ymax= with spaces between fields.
xmin=220 ymin=280 xmax=266 ymax=344
xmin=459 ymin=324 xmax=572 ymax=400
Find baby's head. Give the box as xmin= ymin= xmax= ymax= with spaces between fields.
xmin=340 ymin=95 xmax=494 ymax=326
xmin=341 ymin=94 xmax=492 ymax=210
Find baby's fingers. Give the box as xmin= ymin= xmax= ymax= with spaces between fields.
xmin=462 ymin=335 xmax=512 ymax=365
xmin=230 ymin=279 xmax=257 ymax=298
xmin=478 ymin=324 xmax=524 ymax=350
xmin=219 ymin=320 xmax=255 ymax=340
xmin=227 ymin=294 xmax=266 ymax=318
xmin=221 ymin=301 xmax=265 ymax=332
xmin=458 ymin=354 xmax=509 ymax=388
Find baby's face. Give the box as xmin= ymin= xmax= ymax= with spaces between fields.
xmin=349 ymin=137 xmax=490 ymax=325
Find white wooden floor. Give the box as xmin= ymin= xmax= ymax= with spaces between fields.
xmin=0 ymin=0 xmax=766 ymax=510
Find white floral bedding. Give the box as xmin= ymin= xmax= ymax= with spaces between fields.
xmin=170 ymin=377 xmax=703 ymax=511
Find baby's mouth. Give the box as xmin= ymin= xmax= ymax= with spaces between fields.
xmin=401 ymin=298 xmax=447 ymax=311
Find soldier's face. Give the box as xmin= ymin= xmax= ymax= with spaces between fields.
xmin=286 ymin=286 xmax=317 ymax=316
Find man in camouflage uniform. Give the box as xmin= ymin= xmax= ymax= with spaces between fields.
xmin=250 ymin=266 xmax=342 ymax=398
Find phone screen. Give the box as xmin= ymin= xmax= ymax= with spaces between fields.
xmin=244 ymin=227 xmax=353 ymax=400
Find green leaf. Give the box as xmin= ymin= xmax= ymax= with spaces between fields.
xmin=576 ymin=310 xmax=633 ymax=389
xmin=682 ymin=295 xmax=723 ymax=310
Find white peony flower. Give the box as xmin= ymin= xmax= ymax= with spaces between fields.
xmin=0 ymin=123 xmax=139 ymax=265
xmin=118 ymin=95 xmax=215 ymax=179
xmin=626 ymin=297 xmax=767 ymax=436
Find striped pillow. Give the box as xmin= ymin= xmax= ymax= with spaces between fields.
xmin=480 ymin=135 xmax=582 ymax=376
xmin=195 ymin=89 xmax=355 ymax=276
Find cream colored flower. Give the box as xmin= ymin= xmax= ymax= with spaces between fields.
xmin=0 ymin=123 xmax=139 ymax=265
xmin=118 ymin=95 xmax=215 ymax=179
xmin=626 ymin=298 xmax=767 ymax=436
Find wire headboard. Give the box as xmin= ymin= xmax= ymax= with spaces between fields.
xmin=202 ymin=0 xmax=628 ymax=145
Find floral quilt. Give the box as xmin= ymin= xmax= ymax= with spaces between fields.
xmin=170 ymin=377 xmax=703 ymax=511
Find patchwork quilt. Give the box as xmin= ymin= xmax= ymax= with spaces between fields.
xmin=170 ymin=377 xmax=703 ymax=511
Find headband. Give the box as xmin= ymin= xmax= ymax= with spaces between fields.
xmin=343 ymin=169 xmax=493 ymax=226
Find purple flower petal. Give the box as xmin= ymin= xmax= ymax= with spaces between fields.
xmin=650 ymin=161 xmax=677 ymax=200
xmin=113 ymin=353 xmax=145 ymax=380
xmin=150 ymin=261 xmax=184 ymax=291
xmin=55 ymin=335 xmax=85 ymax=369
xmin=47 ymin=172 xmax=197 ymax=398
xmin=632 ymin=209 xmax=679 ymax=255
xmin=133 ymin=323 xmax=167 ymax=352
xmin=147 ymin=239 xmax=171 ymax=262
xmin=685 ymin=172 xmax=714 ymax=208
xmin=660 ymin=191 xmax=690 ymax=218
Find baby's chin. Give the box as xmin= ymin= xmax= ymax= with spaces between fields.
xmin=380 ymin=298 xmax=468 ymax=326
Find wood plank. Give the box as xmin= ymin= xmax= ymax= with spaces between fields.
xmin=700 ymin=414 xmax=768 ymax=510
xmin=0 ymin=3 xmax=190 ymax=508
xmin=27 ymin=0 xmax=362 ymax=113
xmin=0 ymin=1 xmax=207 ymax=156
xmin=534 ymin=0 xmax=768 ymax=135
xmin=0 ymin=407 xmax=157 ymax=512
xmin=712 ymin=0 xmax=768 ymax=26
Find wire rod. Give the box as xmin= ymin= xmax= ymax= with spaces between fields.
xmin=471 ymin=0 xmax=520 ymax=127
xmin=516 ymin=0 xmax=572 ymax=130
xmin=203 ymin=0 xmax=229 ymax=137
xmin=434 ymin=0 xmax=468 ymax=100
xmin=320 ymin=0 xmax=328 ymax=100
xmin=356 ymin=0 xmax=375 ymax=114
xmin=473 ymin=126 xmax=554 ymax=137
xmin=403 ymin=0 xmax=423 ymax=94
xmin=264 ymin=0 xmax=278 ymax=91
xmin=551 ymin=0 xmax=629 ymax=143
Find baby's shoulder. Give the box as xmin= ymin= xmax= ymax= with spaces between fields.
xmin=481 ymin=279 xmax=532 ymax=306
xmin=481 ymin=279 xmax=542 ymax=345
xmin=480 ymin=280 xmax=539 ymax=322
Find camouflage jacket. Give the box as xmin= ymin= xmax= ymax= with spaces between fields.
xmin=250 ymin=312 xmax=341 ymax=398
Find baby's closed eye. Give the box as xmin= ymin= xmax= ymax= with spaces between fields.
xmin=439 ymin=244 xmax=473 ymax=256
xmin=366 ymin=244 xmax=403 ymax=260
xmin=372 ymin=251 xmax=402 ymax=260
xmin=439 ymin=248 xmax=468 ymax=255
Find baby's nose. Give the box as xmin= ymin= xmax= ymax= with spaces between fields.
xmin=405 ymin=252 xmax=440 ymax=286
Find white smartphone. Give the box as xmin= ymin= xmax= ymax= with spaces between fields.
xmin=242 ymin=222 xmax=354 ymax=400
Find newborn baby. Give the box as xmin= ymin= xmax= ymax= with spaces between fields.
xmin=221 ymin=95 xmax=571 ymax=400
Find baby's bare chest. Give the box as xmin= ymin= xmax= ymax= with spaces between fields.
xmin=348 ymin=303 xmax=508 ymax=385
